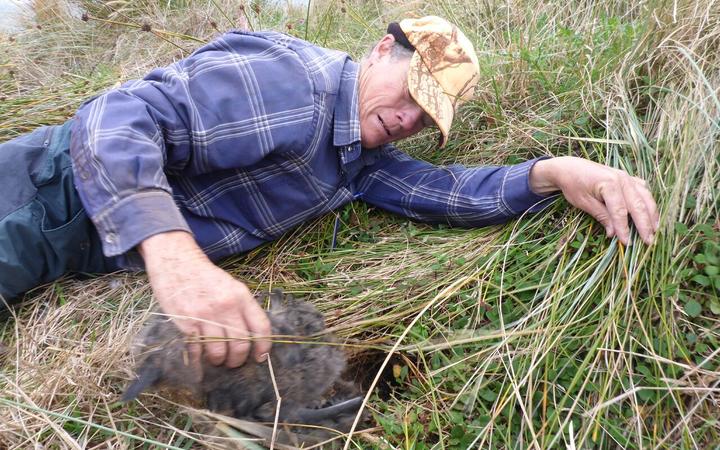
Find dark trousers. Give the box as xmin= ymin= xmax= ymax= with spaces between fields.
xmin=0 ymin=121 xmax=116 ymax=302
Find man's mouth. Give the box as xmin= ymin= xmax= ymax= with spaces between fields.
xmin=378 ymin=115 xmax=391 ymax=137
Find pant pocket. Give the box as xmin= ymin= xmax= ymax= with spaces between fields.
xmin=36 ymin=165 xmax=106 ymax=274
xmin=30 ymin=120 xmax=74 ymax=187
xmin=40 ymin=205 xmax=96 ymax=273
xmin=0 ymin=126 xmax=53 ymax=221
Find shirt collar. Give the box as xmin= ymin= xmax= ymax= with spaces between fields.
xmin=333 ymin=59 xmax=361 ymax=150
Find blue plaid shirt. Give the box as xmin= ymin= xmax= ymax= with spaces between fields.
xmin=70 ymin=30 xmax=552 ymax=268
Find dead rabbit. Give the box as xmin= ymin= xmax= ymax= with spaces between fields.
xmin=123 ymin=289 xmax=365 ymax=435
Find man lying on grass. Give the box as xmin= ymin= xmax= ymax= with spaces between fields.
xmin=0 ymin=16 xmax=658 ymax=369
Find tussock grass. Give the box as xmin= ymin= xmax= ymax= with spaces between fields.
xmin=1 ymin=0 xmax=718 ymax=448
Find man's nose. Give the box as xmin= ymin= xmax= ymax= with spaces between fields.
xmin=397 ymin=104 xmax=423 ymax=130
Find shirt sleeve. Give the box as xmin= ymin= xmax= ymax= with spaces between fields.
xmin=353 ymin=145 xmax=558 ymax=227
xmin=70 ymin=31 xmax=316 ymax=260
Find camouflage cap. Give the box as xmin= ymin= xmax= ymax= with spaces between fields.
xmin=395 ymin=16 xmax=479 ymax=147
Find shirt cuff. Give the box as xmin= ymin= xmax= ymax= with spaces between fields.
xmin=500 ymin=156 xmax=559 ymax=215
xmin=92 ymin=190 xmax=191 ymax=268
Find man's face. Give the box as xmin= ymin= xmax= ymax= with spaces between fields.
xmin=359 ymin=37 xmax=434 ymax=149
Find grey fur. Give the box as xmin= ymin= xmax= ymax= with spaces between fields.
xmin=123 ymin=289 xmax=364 ymax=434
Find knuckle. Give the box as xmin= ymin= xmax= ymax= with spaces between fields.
xmin=633 ymin=199 xmax=647 ymax=211
xmin=236 ymin=337 xmax=251 ymax=347
xmin=234 ymin=283 xmax=252 ymax=297
xmin=216 ymin=298 xmax=246 ymax=314
xmin=247 ymin=304 xmax=271 ymax=323
xmin=614 ymin=206 xmax=628 ymax=217
xmin=258 ymin=313 xmax=271 ymax=330
xmin=594 ymin=212 xmax=610 ymax=224
xmin=220 ymin=294 xmax=240 ymax=306
xmin=602 ymin=180 xmax=620 ymax=195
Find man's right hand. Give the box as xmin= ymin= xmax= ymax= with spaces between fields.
xmin=138 ymin=231 xmax=271 ymax=368
xmin=530 ymin=157 xmax=659 ymax=246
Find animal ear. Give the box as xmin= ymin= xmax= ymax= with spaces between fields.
xmin=121 ymin=361 xmax=163 ymax=402
xmin=268 ymin=288 xmax=286 ymax=311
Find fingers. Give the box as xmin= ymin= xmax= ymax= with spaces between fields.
xmin=169 ymin=319 xmax=207 ymax=374
xmin=552 ymin=158 xmax=659 ymax=246
xmin=185 ymin=333 xmax=204 ymax=384
xmin=223 ymin=319 xmax=252 ymax=368
xmin=201 ymin=323 xmax=229 ymax=366
xmin=598 ymin=182 xmax=631 ymax=245
xmin=243 ymin=300 xmax=272 ymax=364
xmin=223 ymin=288 xmax=271 ymax=368
xmin=148 ymin=256 xmax=270 ymax=370
xmin=190 ymin=295 xmax=271 ymax=369
xmin=613 ymin=176 xmax=659 ymax=245
xmin=632 ymin=177 xmax=660 ymax=232
xmin=205 ymin=295 xmax=271 ymax=368
xmin=621 ymin=182 xmax=655 ymax=245
xmin=200 ymin=307 xmax=253 ymax=368
xmin=576 ymin=196 xmax=616 ymax=237
xmin=596 ymin=175 xmax=658 ymax=246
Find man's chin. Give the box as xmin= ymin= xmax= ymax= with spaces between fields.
xmin=360 ymin=138 xmax=381 ymax=149
xmin=360 ymin=135 xmax=392 ymax=149
xmin=360 ymin=125 xmax=392 ymax=148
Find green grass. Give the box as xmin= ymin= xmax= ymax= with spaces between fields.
xmin=0 ymin=0 xmax=718 ymax=448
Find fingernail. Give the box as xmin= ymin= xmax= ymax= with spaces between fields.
xmin=256 ymin=353 xmax=268 ymax=363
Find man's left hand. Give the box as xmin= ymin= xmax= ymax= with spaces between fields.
xmin=529 ymin=156 xmax=659 ymax=245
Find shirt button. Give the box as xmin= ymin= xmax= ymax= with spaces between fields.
xmin=80 ymin=171 xmax=90 ymax=180
xmin=105 ymin=233 xmax=117 ymax=245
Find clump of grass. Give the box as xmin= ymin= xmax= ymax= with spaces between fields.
xmin=1 ymin=0 xmax=718 ymax=448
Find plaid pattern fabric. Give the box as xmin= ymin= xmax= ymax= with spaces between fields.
xmin=70 ymin=30 xmax=552 ymax=268
xmin=356 ymin=148 xmax=552 ymax=226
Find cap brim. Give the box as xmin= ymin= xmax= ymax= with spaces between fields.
xmin=407 ymin=51 xmax=454 ymax=148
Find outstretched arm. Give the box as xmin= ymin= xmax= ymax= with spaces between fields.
xmin=529 ymin=156 xmax=659 ymax=245
xmin=354 ymin=146 xmax=554 ymax=227
xmin=355 ymin=147 xmax=658 ymax=245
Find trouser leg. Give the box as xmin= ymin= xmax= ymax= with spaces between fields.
xmin=0 ymin=121 xmax=115 ymax=302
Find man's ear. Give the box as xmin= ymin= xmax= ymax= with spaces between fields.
xmin=369 ymin=33 xmax=396 ymax=63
